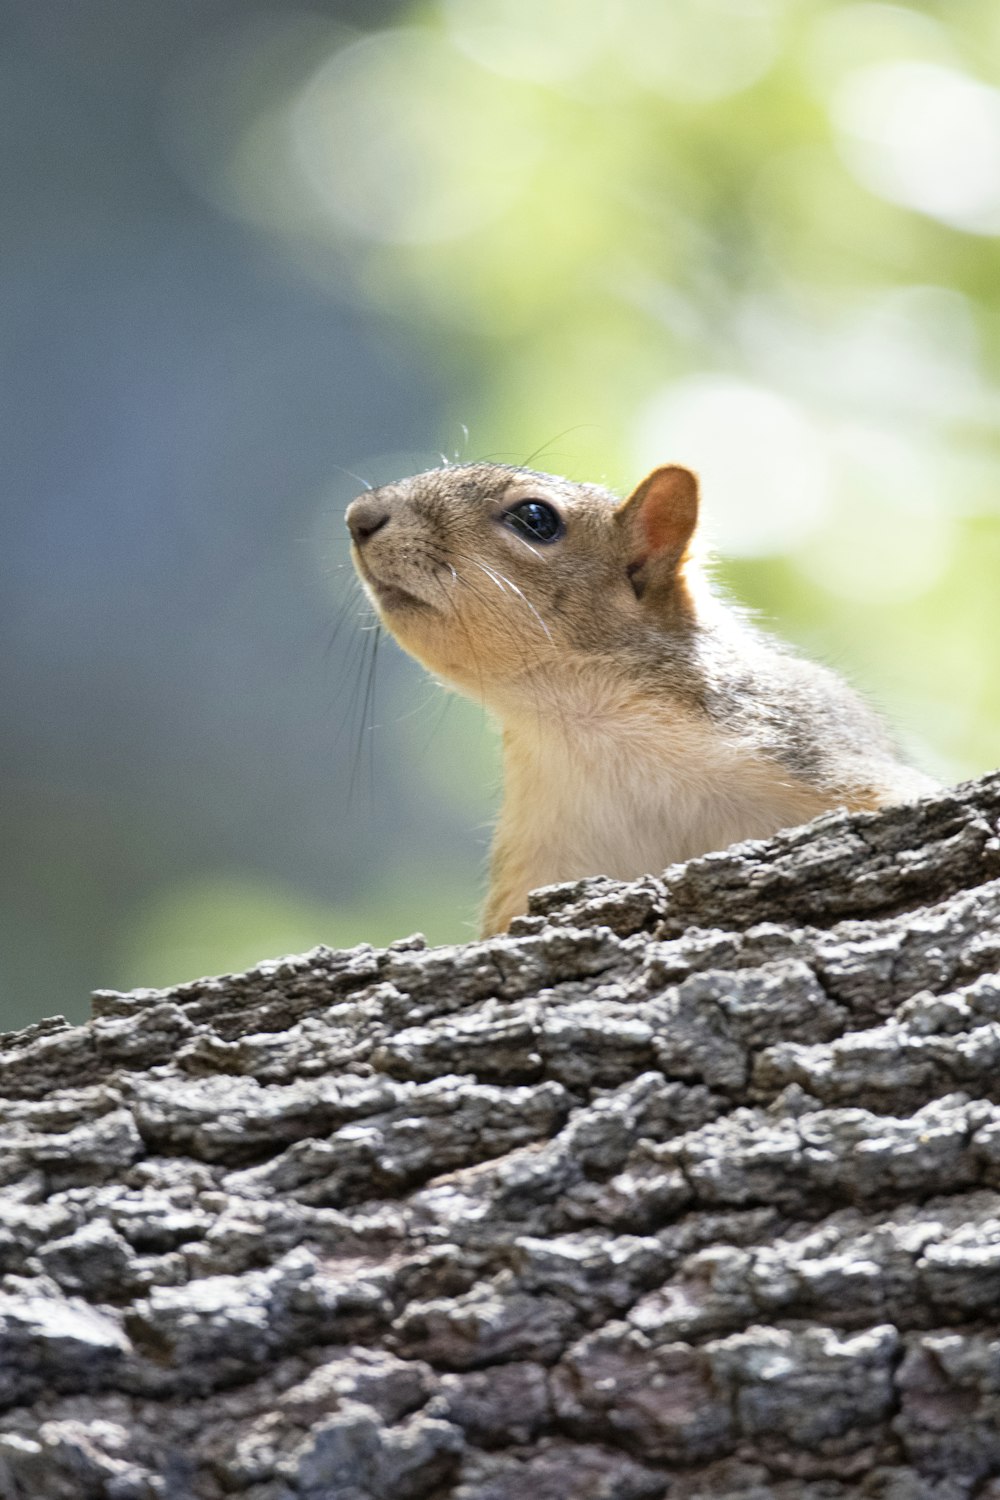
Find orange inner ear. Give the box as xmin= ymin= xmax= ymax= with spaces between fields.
xmin=636 ymin=465 xmax=699 ymax=560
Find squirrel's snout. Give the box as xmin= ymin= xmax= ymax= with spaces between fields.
xmin=346 ymin=496 xmax=391 ymax=545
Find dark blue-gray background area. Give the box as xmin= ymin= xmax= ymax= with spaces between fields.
xmin=1 ymin=0 xmax=478 ymax=1027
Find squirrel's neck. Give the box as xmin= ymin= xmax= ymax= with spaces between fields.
xmin=480 ymin=643 xmax=835 ymax=936
xmin=493 ymin=657 xmax=686 ymax=745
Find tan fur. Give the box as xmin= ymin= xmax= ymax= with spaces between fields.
xmin=482 ymin=678 xmax=836 ymax=935
xmin=346 ymin=462 xmax=936 ymax=935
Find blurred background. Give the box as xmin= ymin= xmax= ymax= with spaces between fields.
xmin=4 ymin=0 xmax=999 ymax=1028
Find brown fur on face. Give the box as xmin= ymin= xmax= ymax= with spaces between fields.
xmin=346 ymin=462 xmax=701 ymax=709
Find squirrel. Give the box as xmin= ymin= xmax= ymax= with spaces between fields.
xmin=346 ymin=462 xmax=937 ymax=935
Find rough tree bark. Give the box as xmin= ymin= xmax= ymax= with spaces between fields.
xmin=3 ymin=774 xmax=1000 ymax=1499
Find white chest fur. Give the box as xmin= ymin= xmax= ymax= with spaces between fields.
xmin=482 ymin=678 xmax=830 ymax=934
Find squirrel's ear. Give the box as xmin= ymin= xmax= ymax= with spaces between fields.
xmin=615 ymin=465 xmax=699 ymax=600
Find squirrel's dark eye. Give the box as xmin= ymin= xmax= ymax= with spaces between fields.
xmin=502 ymin=499 xmax=564 ymax=543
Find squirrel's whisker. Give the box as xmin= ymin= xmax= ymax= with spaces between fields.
xmin=329 ymin=462 xmax=374 ymax=492
xmin=474 ymin=560 xmax=553 ymax=647
xmin=501 ymin=529 xmax=544 ymax=564
xmin=347 ymin=621 xmax=381 ymax=809
xmin=516 ymin=425 xmax=594 ymax=471
xmin=439 ymin=554 xmax=552 ymax=741
xmin=438 ymin=553 xmax=550 ymax=730
xmin=323 ymin=581 xmax=363 ymax=667
xmin=445 ymin=544 xmax=553 ymax=648
xmin=441 ymin=553 xmax=537 ymax=659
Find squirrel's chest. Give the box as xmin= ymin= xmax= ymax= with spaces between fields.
xmin=494 ymin=702 xmax=828 ymax=891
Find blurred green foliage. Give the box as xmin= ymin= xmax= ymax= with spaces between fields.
xmin=26 ymin=0 xmax=1000 ymax=1008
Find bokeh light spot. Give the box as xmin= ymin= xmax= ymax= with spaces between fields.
xmin=443 ymin=0 xmax=619 ymax=83
xmin=618 ymin=0 xmax=784 ymax=103
xmin=805 ymin=3 xmax=956 ymax=89
xmin=833 ymin=61 xmax=1000 ymax=235
xmin=799 ymin=495 xmax=952 ymax=604
xmin=292 ymin=29 xmax=543 ymax=244
xmin=631 ymin=376 xmax=831 ymax=557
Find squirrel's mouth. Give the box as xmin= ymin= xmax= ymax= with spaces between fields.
xmin=359 ymin=564 xmax=433 ymax=614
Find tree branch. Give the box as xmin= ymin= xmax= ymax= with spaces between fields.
xmin=2 ymin=774 xmax=1000 ymax=1497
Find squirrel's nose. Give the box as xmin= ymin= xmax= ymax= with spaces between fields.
xmin=346 ymin=495 xmax=391 ymax=544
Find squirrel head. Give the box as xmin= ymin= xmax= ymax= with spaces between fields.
xmin=345 ymin=462 xmax=701 ymax=703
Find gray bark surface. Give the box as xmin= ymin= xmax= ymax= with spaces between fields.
xmin=3 ymin=774 xmax=1000 ymax=1498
